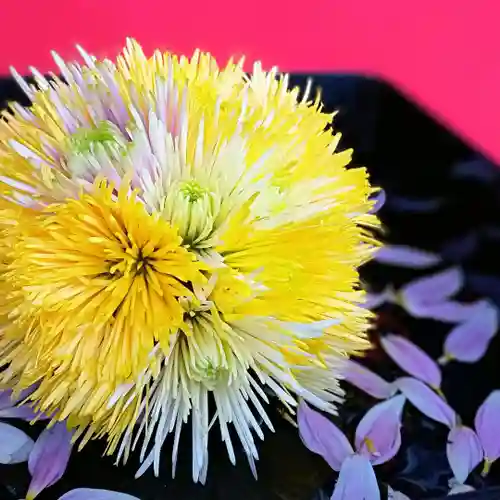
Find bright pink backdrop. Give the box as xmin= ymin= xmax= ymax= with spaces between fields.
xmin=1 ymin=1 xmax=498 ymax=163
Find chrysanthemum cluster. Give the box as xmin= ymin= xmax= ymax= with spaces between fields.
xmin=0 ymin=39 xmax=378 ymax=481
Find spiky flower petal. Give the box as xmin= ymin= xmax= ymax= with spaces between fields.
xmin=0 ymin=39 xmax=379 ymax=482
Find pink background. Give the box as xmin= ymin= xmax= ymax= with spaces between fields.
xmin=1 ymin=1 xmax=498 ymax=163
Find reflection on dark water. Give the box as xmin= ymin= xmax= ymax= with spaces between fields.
xmin=397 ymin=444 xmax=454 ymax=496
xmin=1 ymin=74 xmax=500 ymax=499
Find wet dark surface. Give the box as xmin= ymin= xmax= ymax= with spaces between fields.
xmin=1 ymin=74 xmax=500 ymax=499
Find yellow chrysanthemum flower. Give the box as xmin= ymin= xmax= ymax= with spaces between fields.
xmin=0 ymin=39 xmax=379 ymax=482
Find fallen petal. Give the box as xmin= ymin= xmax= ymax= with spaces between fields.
xmin=0 ymin=404 xmax=47 ymax=421
xmin=0 ymin=385 xmax=39 ymax=411
xmin=440 ymin=233 xmax=478 ymax=262
xmin=468 ymin=274 xmax=500 ymax=305
xmin=0 ymin=421 xmax=34 ymax=464
xmin=331 ymin=454 xmax=380 ymax=500
xmin=410 ymin=300 xmax=484 ymax=325
xmin=0 ymin=390 xmax=13 ymax=410
xmin=452 ymin=158 xmax=498 ymax=182
xmin=0 ymin=386 xmax=47 ymax=421
xmin=387 ymin=195 xmax=443 ymax=213
xmin=369 ymin=188 xmax=386 ymax=214
xmin=446 ymin=426 xmax=483 ymax=483
xmin=395 ymin=377 xmax=456 ymax=428
xmin=388 ymin=486 xmax=412 ymax=500
xmin=297 ymin=401 xmax=354 ymax=471
xmin=380 ymin=335 xmax=441 ymax=388
xmin=468 ymin=277 xmax=500 ymax=310
xmin=401 ymin=268 xmax=463 ymax=306
xmin=27 ymin=422 xmax=73 ymax=500
xmin=355 ymin=395 xmax=405 ymax=465
xmin=342 ymin=359 xmax=397 ymax=400
xmin=448 ymin=483 xmax=475 ymax=495
xmin=483 ymin=226 xmax=500 ymax=241
xmin=12 ymin=384 xmax=39 ymax=403
xmin=443 ymin=301 xmax=498 ymax=363
xmin=474 ymin=390 xmax=500 ymax=465
xmin=363 ymin=289 xmax=392 ymax=310
xmin=373 ymin=245 xmax=440 ymax=268
xmin=58 ymin=489 xmax=140 ymax=500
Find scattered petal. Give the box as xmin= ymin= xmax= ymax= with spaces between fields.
xmin=0 ymin=390 xmax=13 ymax=410
xmin=483 ymin=226 xmax=500 ymax=241
xmin=363 ymin=289 xmax=392 ymax=310
xmin=443 ymin=301 xmax=498 ymax=363
xmin=369 ymin=188 xmax=386 ymax=214
xmin=297 ymin=401 xmax=353 ymax=471
xmin=380 ymin=335 xmax=441 ymax=388
xmin=446 ymin=426 xmax=483 ymax=483
xmin=388 ymin=195 xmax=443 ymax=213
xmin=448 ymin=483 xmax=475 ymax=495
xmin=373 ymin=245 xmax=440 ymax=268
xmin=0 ymin=385 xmax=39 ymax=410
xmin=441 ymin=233 xmax=478 ymax=262
xmin=474 ymin=390 xmax=500 ymax=465
xmin=58 ymin=489 xmax=140 ymax=500
xmin=355 ymin=395 xmax=405 ymax=465
xmin=388 ymin=486 xmax=412 ymax=500
xmin=411 ymin=300 xmax=483 ymax=325
xmin=27 ymin=422 xmax=73 ymax=499
xmin=342 ymin=359 xmax=397 ymax=399
xmin=468 ymin=273 xmax=500 ymax=308
xmin=0 ymin=421 xmax=34 ymax=464
xmin=395 ymin=377 xmax=456 ymax=428
xmin=0 ymin=404 xmax=47 ymax=421
xmin=331 ymin=454 xmax=380 ymax=500
xmin=401 ymin=268 xmax=463 ymax=307
xmin=452 ymin=158 xmax=498 ymax=182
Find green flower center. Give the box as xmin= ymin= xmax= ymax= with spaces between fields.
xmin=179 ymin=180 xmax=208 ymax=203
xmin=70 ymin=122 xmax=124 ymax=155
